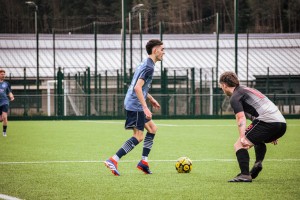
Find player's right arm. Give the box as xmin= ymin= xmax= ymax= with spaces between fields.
xmin=7 ymin=82 xmax=14 ymax=101
xmin=230 ymin=93 xmax=251 ymax=148
xmin=9 ymin=92 xmax=14 ymax=101
xmin=134 ymin=79 xmax=152 ymax=119
xmin=235 ymin=111 xmax=247 ymax=138
xmin=147 ymin=93 xmax=160 ymax=109
xmin=235 ymin=111 xmax=252 ymax=148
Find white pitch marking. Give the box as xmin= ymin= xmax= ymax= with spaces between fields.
xmin=0 ymin=159 xmax=299 ymax=165
xmin=78 ymin=121 xmax=235 ymax=127
xmin=0 ymin=194 xmax=22 ymax=200
xmin=78 ymin=120 xmax=300 ymax=127
xmin=156 ymin=124 xmax=235 ymax=127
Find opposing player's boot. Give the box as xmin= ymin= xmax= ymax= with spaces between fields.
xmin=228 ymin=174 xmax=252 ymax=182
xmin=250 ymin=161 xmax=263 ymax=179
xmin=137 ymin=160 xmax=152 ymax=174
xmin=3 ymin=132 xmax=6 ymax=137
xmin=104 ymin=158 xmax=120 ymax=176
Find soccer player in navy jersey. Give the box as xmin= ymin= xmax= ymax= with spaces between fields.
xmin=104 ymin=39 xmax=164 ymax=176
xmin=0 ymin=69 xmax=15 ymax=137
xmin=219 ymin=71 xmax=286 ymax=182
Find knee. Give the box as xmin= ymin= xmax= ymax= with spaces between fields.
xmin=151 ymin=126 xmax=158 ymax=134
xmin=134 ymin=132 xmax=144 ymax=142
xmin=137 ymin=137 xmax=143 ymax=143
xmin=2 ymin=116 xmax=7 ymax=123
xmin=234 ymin=140 xmax=242 ymax=152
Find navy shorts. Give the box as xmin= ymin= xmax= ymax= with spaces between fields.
xmin=125 ymin=110 xmax=150 ymax=131
xmin=245 ymin=119 xmax=286 ymax=145
xmin=0 ymin=104 xmax=9 ymax=115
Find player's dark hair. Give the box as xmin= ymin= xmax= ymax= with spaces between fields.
xmin=0 ymin=69 xmax=5 ymax=73
xmin=219 ymin=71 xmax=240 ymax=87
xmin=146 ymin=39 xmax=163 ymax=55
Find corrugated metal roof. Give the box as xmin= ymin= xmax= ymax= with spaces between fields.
xmin=1 ymin=33 xmax=299 ymax=80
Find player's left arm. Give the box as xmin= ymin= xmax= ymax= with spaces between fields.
xmin=147 ymin=93 xmax=160 ymax=109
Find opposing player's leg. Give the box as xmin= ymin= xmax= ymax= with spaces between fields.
xmin=0 ymin=105 xmax=3 ymax=123
xmin=1 ymin=105 xmax=8 ymax=137
xmin=228 ymin=138 xmax=253 ymax=182
xmin=246 ymin=120 xmax=286 ymax=179
xmin=137 ymin=120 xmax=157 ymax=174
xmin=250 ymin=143 xmax=265 ymax=179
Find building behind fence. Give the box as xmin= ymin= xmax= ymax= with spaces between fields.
xmin=2 ymin=31 xmax=300 ymax=118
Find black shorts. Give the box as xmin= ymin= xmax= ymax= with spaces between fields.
xmin=124 ymin=110 xmax=150 ymax=131
xmin=245 ymin=119 xmax=287 ymax=145
xmin=0 ymin=104 xmax=9 ymax=115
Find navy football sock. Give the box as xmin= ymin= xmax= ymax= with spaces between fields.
xmin=116 ymin=137 xmax=139 ymax=159
xmin=142 ymin=132 xmax=155 ymax=160
xmin=3 ymin=125 xmax=7 ymax=133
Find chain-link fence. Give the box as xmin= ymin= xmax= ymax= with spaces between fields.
xmin=2 ymin=14 xmax=300 ymax=118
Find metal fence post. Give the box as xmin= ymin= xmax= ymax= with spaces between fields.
xmin=57 ymin=67 xmax=64 ymax=116
xmin=23 ymin=68 xmax=28 ymax=116
xmin=186 ymin=69 xmax=189 ymax=115
xmin=84 ymin=70 xmax=87 ymax=116
xmin=191 ymin=67 xmax=195 ymax=115
xmin=173 ymin=70 xmax=177 ymax=115
xmin=105 ymin=70 xmax=108 ymax=114
xmin=87 ymin=67 xmax=91 ymax=116
xmin=200 ymin=68 xmax=203 ymax=115
xmin=99 ymin=74 xmax=102 ymax=114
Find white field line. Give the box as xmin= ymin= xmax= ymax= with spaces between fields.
xmin=0 ymin=194 xmax=22 ymax=200
xmin=78 ymin=121 xmax=300 ymax=127
xmin=0 ymin=159 xmax=299 ymax=165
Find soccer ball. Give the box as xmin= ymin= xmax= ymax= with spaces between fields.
xmin=175 ymin=157 xmax=192 ymax=173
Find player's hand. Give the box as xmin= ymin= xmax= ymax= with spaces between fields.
xmin=150 ymin=99 xmax=160 ymax=110
xmin=10 ymin=96 xmax=15 ymax=101
xmin=240 ymin=137 xmax=251 ymax=149
xmin=271 ymin=139 xmax=278 ymax=145
xmin=143 ymin=106 xmax=152 ymax=119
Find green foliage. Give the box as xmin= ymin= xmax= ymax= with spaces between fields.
xmin=0 ymin=0 xmax=300 ymax=33
xmin=0 ymin=120 xmax=299 ymax=199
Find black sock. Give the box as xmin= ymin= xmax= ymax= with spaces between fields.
xmin=116 ymin=137 xmax=139 ymax=159
xmin=142 ymin=132 xmax=155 ymax=157
xmin=236 ymin=149 xmax=250 ymax=175
xmin=3 ymin=125 xmax=7 ymax=132
xmin=254 ymin=143 xmax=266 ymax=163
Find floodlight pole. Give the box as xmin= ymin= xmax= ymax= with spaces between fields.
xmin=26 ymin=1 xmax=39 ymax=112
xmin=216 ymin=12 xmax=219 ymax=88
xmin=129 ymin=12 xmax=132 ymax=78
xmin=234 ymin=0 xmax=239 ymax=75
xmin=139 ymin=11 xmax=142 ymax=62
xmin=122 ymin=0 xmax=127 ymax=94
xmin=131 ymin=4 xmax=145 ymax=63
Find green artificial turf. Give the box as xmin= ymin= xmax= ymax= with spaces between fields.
xmin=0 ymin=120 xmax=299 ymax=199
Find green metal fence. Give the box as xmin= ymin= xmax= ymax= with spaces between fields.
xmin=8 ymin=66 xmax=300 ymax=118
xmin=9 ymin=93 xmax=300 ymax=118
xmin=3 ymin=13 xmax=300 ymax=119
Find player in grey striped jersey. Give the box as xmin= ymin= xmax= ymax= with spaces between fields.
xmin=219 ymin=71 xmax=286 ymax=182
